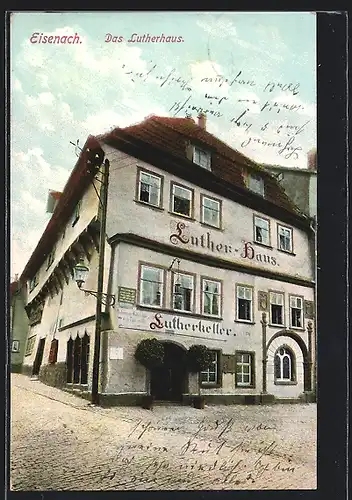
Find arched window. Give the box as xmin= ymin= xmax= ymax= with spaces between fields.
xmin=274 ymin=346 xmax=295 ymax=382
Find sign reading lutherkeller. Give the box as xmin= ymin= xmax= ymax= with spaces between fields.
xmin=116 ymin=307 xmax=236 ymax=340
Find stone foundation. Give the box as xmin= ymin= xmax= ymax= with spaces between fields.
xmin=21 ymin=364 xmax=33 ymax=377
xmin=38 ymin=363 xmax=67 ymax=388
xmin=11 ymin=364 xmax=23 ymax=373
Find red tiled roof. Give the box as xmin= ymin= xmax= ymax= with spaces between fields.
xmin=101 ymin=115 xmax=299 ymax=214
xmin=20 ymin=115 xmax=308 ymax=281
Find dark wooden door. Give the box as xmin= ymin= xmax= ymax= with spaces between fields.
xmin=32 ymin=338 xmax=46 ymax=375
xmin=151 ymin=342 xmax=187 ymax=402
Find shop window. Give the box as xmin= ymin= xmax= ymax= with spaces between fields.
xmin=200 ymin=350 xmax=220 ymax=386
xmin=235 ymin=351 xmax=255 ymax=387
xmin=172 ymin=272 xmax=194 ymax=312
xmin=139 ymin=264 xmax=164 ymax=308
xmin=274 ymin=346 xmax=296 ymax=383
xmin=254 ymin=216 xmax=270 ymax=246
xmin=171 ymin=183 xmax=193 ymax=218
xmin=202 ymin=278 xmax=221 ymax=317
xmin=236 ymin=285 xmax=253 ymax=322
xmin=137 ymin=169 xmax=162 ymax=207
xmin=269 ymin=292 xmax=285 ymax=326
xmin=201 ymin=195 xmax=221 ymax=228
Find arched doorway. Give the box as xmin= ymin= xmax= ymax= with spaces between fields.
xmin=150 ymin=341 xmax=188 ymax=402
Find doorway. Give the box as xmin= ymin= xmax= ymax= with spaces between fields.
xmin=150 ymin=342 xmax=188 ymax=402
xmin=32 ymin=338 xmax=46 ymax=376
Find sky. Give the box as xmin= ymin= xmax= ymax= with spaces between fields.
xmin=10 ymin=11 xmax=316 ymax=278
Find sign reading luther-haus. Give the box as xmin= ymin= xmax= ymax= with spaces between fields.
xmin=117 ymin=308 xmax=235 ymax=340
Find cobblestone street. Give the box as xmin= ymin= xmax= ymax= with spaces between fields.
xmin=10 ymin=374 xmax=317 ymax=491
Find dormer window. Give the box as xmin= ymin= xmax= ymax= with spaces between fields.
xmin=29 ymin=274 xmax=39 ymax=292
xmin=72 ymin=200 xmax=82 ymax=226
xmin=193 ymin=146 xmax=211 ymax=171
xmin=246 ymin=172 xmax=265 ymax=197
xmin=46 ymin=245 xmax=56 ymax=270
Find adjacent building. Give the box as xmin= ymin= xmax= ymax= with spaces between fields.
xmin=9 ymin=279 xmax=29 ymax=372
xmin=19 ymin=114 xmax=316 ymax=404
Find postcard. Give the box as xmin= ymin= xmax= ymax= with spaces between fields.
xmin=9 ymin=11 xmax=319 ymax=491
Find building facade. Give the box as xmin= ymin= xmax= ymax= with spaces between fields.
xmin=20 ymin=115 xmax=316 ymax=404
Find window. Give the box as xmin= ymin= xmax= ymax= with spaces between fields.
xmin=236 ymin=285 xmax=253 ymax=322
xmin=278 ymin=224 xmax=293 ymax=252
xmin=25 ymin=336 xmax=36 ymax=356
xmin=137 ymin=169 xmax=162 ymax=207
xmin=172 ymin=272 xmax=194 ymax=312
xmin=274 ymin=346 xmax=295 ymax=382
xmin=200 ymin=350 xmax=220 ymax=385
xmin=48 ymin=339 xmax=59 ymax=364
xmin=236 ymin=352 xmax=254 ymax=387
xmin=254 ymin=216 xmax=270 ymax=246
xmin=171 ymin=183 xmax=193 ymax=217
xmin=201 ymin=195 xmax=221 ymax=228
xmin=202 ymin=278 xmax=221 ymax=316
xmin=72 ymin=200 xmax=82 ymax=226
xmin=139 ymin=264 xmax=164 ymax=307
xmin=246 ymin=173 xmax=265 ymax=196
xmin=11 ymin=340 xmax=20 ymax=353
xmin=47 ymin=245 xmax=56 ymax=269
xmin=193 ymin=146 xmax=211 ymax=170
xmin=290 ymin=295 xmax=304 ymax=328
xmin=29 ymin=275 xmax=39 ymax=292
xmin=269 ymin=292 xmax=284 ymax=326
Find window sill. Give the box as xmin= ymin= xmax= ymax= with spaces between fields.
xmin=253 ymin=241 xmax=273 ymax=250
xmin=289 ymin=326 xmax=305 ymax=332
xmin=134 ymin=199 xmax=164 ymax=211
xmin=200 ymin=383 xmax=222 ymax=389
xmin=277 ymin=248 xmax=296 ymax=256
xmin=200 ymin=222 xmax=223 ymax=232
xmin=235 ymin=384 xmax=255 ymax=389
xmin=234 ymin=319 xmax=255 ymax=325
xmin=137 ymin=304 xmax=223 ymax=321
xmin=274 ymin=380 xmax=297 ymax=386
xmin=168 ymin=211 xmax=195 ymax=221
xmin=269 ymin=323 xmax=286 ymax=329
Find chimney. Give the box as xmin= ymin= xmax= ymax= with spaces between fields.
xmin=307 ymin=148 xmax=317 ymax=171
xmin=197 ymin=112 xmax=207 ymax=130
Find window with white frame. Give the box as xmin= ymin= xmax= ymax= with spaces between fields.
xmin=139 ymin=265 xmax=164 ymax=307
xmin=193 ymin=146 xmax=211 ymax=170
xmin=201 ymin=195 xmax=221 ymax=228
xmin=171 ymin=183 xmax=193 ymax=217
xmin=290 ymin=295 xmax=303 ymax=328
xmin=200 ymin=350 xmax=219 ymax=385
xmin=236 ymin=285 xmax=253 ymax=322
xmin=236 ymin=352 xmax=254 ymax=387
xmin=11 ymin=340 xmax=20 ymax=353
xmin=269 ymin=292 xmax=284 ymax=326
xmin=254 ymin=216 xmax=270 ymax=246
xmin=202 ymin=278 xmax=221 ymax=316
xmin=25 ymin=336 xmax=36 ymax=356
xmin=172 ymin=273 xmax=194 ymax=312
xmin=274 ymin=346 xmax=295 ymax=382
xmin=278 ymin=224 xmax=293 ymax=252
xmin=246 ymin=173 xmax=265 ymax=196
xmin=138 ymin=170 xmax=162 ymax=207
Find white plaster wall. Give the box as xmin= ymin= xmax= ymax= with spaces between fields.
xmin=103 ymin=147 xmax=314 ymax=282
xmin=103 ymin=242 xmax=314 ymax=396
xmin=27 ymin=179 xmax=101 ymax=303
